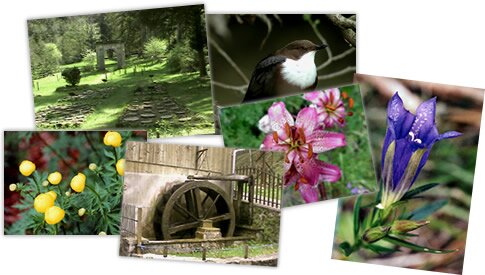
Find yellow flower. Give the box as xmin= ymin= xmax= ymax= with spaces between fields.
xmin=98 ymin=231 xmax=107 ymax=235
xmin=19 ymin=160 xmax=36 ymax=176
xmin=88 ymin=163 xmax=97 ymax=171
xmin=34 ymin=193 xmax=55 ymax=213
xmin=47 ymin=191 xmax=57 ymax=201
xmin=70 ymin=173 xmax=86 ymax=193
xmin=9 ymin=183 xmax=17 ymax=192
xmin=103 ymin=131 xmax=122 ymax=147
xmin=42 ymin=180 xmax=49 ymax=187
xmin=78 ymin=208 xmax=86 ymax=217
xmin=48 ymin=171 xmax=62 ymax=185
xmin=45 ymin=206 xmax=65 ymax=225
xmin=65 ymin=191 xmax=71 ymax=197
xmin=116 ymin=159 xmax=125 ymax=176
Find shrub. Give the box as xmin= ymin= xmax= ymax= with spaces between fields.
xmin=61 ymin=67 xmax=81 ymax=86
xmin=165 ymin=43 xmax=197 ymax=73
xmin=143 ymin=37 xmax=167 ymax=63
xmin=82 ymin=50 xmax=97 ymax=72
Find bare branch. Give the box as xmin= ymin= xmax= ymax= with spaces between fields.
xmin=209 ymin=38 xmax=249 ymax=83
xmin=318 ymin=66 xmax=356 ymax=81
xmin=317 ymin=47 xmax=356 ymax=70
xmin=212 ymin=81 xmax=247 ymax=94
xmin=256 ymin=14 xmax=273 ymax=50
xmin=326 ymin=14 xmax=357 ymax=47
xmin=305 ymin=16 xmax=332 ymax=59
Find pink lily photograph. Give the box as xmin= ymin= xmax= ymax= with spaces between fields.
xmin=331 ymin=74 xmax=484 ymax=274
xmin=219 ymin=84 xmax=377 ymax=206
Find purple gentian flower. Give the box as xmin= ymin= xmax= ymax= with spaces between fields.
xmin=378 ymin=93 xmax=461 ymax=209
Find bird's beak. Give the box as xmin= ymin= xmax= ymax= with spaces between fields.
xmin=316 ymin=44 xmax=328 ymax=50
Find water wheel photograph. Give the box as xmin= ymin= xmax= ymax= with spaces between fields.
xmin=119 ymin=142 xmax=282 ymax=266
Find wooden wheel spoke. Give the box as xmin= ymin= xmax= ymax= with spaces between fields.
xmin=173 ymin=201 xmax=198 ymax=220
xmin=202 ymin=194 xmax=220 ymax=220
xmin=192 ymin=188 xmax=203 ymax=219
xmin=207 ymin=213 xmax=232 ymax=223
xmin=168 ymin=221 xmax=200 ymax=234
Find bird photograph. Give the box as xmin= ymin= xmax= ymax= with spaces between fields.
xmin=208 ymin=14 xmax=356 ymax=107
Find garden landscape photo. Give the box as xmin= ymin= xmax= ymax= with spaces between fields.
xmin=28 ymin=5 xmax=214 ymax=138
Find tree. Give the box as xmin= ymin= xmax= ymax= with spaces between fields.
xmin=143 ymin=38 xmax=167 ymax=63
xmin=29 ymin=40 xmax=62 ymax=79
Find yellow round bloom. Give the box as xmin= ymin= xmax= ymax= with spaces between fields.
xmin=42 ymin=180 xmax=49 ymax=187
xmin=47 ymin=191 xmax=57 ymax=201
xmin=19 ymin=160 xmax=36 ymax=177
xmin=48 ymin=172 xmax=62 ymax=185
xmin=88 ymin=163 xmax=97 ymax=171
xmin=34 ymin=193 xmax=55 ymax=213
xmin=116 ymin=159 xmax=125 ymax=176
xmin=65 ymin=191 xmax=71 ymax=197
xmin=70 ymin=173 xmax=86 ymax=193
xmin=103 ymin=131 xmax=122 ymax=147
xmin=45 ymin=206 xmax=65 ymax=225
xmin=78 ymin=208 xmax=86 ymax=217
xmin=9 ymin=183 xmax=17 ymax=192
xmin=98 ymin=231 xmax=107 ymax=236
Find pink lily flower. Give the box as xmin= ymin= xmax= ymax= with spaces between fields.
xmin=303 ymin=88 xmax=346 ymax=128
xmin=260 ymin=102 xmax=346 ymax=201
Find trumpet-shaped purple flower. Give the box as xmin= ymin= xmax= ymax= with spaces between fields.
xmin=378 ymin=93 xmax=461 ymax=209
xmin=260 ymin=102 xmax=345 ymax=202
xmin=303 ymin=88 xmax=346 ymax=128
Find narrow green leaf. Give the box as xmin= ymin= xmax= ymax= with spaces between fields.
xmin=339 ymin=242 xmax=353 ymax=257
xmin=383 ymin=236 xmax=458 ymax=254
xmin=400 ymin=183 xmax=440 ymax=201
xmin=365 ymin=243 xmax=396 ymax=254
xmin=406 ymin=199 xmax=448 ymax=220
xmin=353 ymin=196 xmax=362 ymax=241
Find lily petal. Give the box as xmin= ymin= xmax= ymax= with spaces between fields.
xmin=298 ymin=184 xmax=319 ymax=203
xmin=308 ymin=131 xmax=346 ymax=153
xmin=268 ymin=102 xmax=294 ymax=139
xmin=295 ymin=107 xmax=319 ymax=138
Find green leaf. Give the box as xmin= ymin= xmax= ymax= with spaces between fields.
xmin=339 ymin=242 xmax=353 ymax=257
xmin=104 ymin=149 xmax=115 ymax=160
xmin=365 ymin=243 xmax=396 ymax=255
xmin=383 ymin=236 xmax=458 ymax=254
xmin=353 ymin=196 xmax=362 ymax=241
xmin=406 ymin=199 xmax=448 ymax=220
xmin=400 ymin=183 xmax=440 ymax=201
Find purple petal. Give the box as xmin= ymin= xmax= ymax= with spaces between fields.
xmin=387 ymin=92 xmax=415 ymax=139
xmin=438 ymin=131 xmax=462 ymax=141
xmin=391 ymin=139 xmax=421 ymax=190
xmin=268 ymin=102 xmax=294 ymax=139
xmin=410 ymin=97 xmax=437 ymax=145
xmin=308 ymin=131 xmax=346 ymax=153
xmin=298 ymin=184 xmax=319 ymax=203
xmin=295 ymin=107 xmax=319 ymax=138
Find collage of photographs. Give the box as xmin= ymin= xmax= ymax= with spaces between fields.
xmin=2 ymin=3 xmax=484 ymax=275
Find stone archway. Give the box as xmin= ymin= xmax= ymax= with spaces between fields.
xmin=96 ymin=42 xmax=125 ymax=71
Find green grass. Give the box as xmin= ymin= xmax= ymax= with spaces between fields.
xmin=33 ymin=57 xmax=214 ymax=137
xmin=171 ymin=243 xmax=278 ymax=259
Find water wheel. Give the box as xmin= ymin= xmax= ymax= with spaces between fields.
xmin=154 ymin=181 xmax=235 ymax=240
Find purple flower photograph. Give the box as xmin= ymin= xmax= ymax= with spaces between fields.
xmin=332 ymin=74 xmax=484 ymax=274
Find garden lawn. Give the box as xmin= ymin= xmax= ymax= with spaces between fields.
xmin=33 ymin=57 xmax=214 ymax=136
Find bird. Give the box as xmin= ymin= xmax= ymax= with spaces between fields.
xmin=242 ymin=40 xmax=327 ymax=103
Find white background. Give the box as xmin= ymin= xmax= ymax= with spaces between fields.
xmin=1 ymin=0 xmax=484 ymax=274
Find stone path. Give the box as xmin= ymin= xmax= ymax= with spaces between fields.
xmin=35 ymin=88 xmax=114 ymax=129
xmin=117 ymin=85 xmax=197 ymax=129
